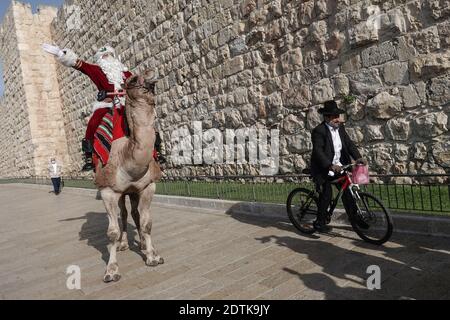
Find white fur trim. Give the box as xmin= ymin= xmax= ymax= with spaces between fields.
xmin=92 ymin=101 xmax=113 ymax=113
xmin=98 ymin=56 xmax=127 ymax=90
xmin=57 ymin=48 xmax=78 ymax=67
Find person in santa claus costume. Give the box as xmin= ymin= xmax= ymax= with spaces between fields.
xmin=43 ymin=44 xmax=133 ymax=171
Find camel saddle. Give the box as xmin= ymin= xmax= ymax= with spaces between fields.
xmin=92 ymin=107 xmax=157 ymax=167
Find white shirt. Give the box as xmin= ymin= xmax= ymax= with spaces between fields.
xmin=326 ymin=123 xmax=343 ymax=176
xmin=48 ymin=162 xmax=61 ymax=178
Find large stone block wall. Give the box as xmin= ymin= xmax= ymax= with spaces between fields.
xmin=0 ymin=2 xmax=36 ymax=177
xmin=0 ymin=1 xmax=70 ymax=178
xmin=2 ymin=0 xmax=450 ymax=178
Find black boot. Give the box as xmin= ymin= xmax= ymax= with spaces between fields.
xmin=313 ymin=214 xmax=332 ymax=233
xmin=157 ymin=153 xmax=167 ymax=164
xmin=82 ymin=154 xmax=95 ymax=171
xmin=154 ymin=132 xmax=166 ymax=164
xmin=81 ymin=139 xmax=95 ymax=172
xmin=313 ymin=220 xmax=332 ymax=233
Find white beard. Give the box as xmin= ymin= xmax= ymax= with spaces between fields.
xmin=97 ymin=56 xmax=128 ymax=90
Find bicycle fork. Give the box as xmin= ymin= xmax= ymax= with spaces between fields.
xmin=349 ymin=186 xmax=372 ymax=220
xmin=331 ymin=185 xmax=364 ymax=219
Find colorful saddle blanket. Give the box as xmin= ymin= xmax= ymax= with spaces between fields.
xmin=92 ymin=106 xmax=158 ymax=168
xmin=93 ymin=110 xmax=115 ymax=166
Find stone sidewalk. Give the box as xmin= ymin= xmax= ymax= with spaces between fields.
xmin=0 ymin=184 xmax=449 ymax=300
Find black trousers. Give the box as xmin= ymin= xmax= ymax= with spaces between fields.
xmin=51 ymin=177 xmax=61 ymax=194
xmin=316 ymin=178 xmax=357 ymax=223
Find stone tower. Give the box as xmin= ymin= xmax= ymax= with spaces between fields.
xmin=0 ymin=1 xmax=70 ymax=178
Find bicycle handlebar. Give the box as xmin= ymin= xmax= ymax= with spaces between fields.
xmin=341 ymin=164 xmax=354 ymax=171
xmin=339 ymin=163 xmax=366 ymax=174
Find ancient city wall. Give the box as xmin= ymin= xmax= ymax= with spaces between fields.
xmin=0 ymin=1 xmax=70 ymax=177
xmin=0 ymin=3 xmax=34 ymax=177
xmin=1 ymin=0 xmax=449 ymax=178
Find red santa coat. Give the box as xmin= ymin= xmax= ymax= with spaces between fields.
xmin=73 ymin=60 xmax=132 ymax=141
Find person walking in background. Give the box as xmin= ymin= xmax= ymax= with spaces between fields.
xmin=48 ymin=158 xmax=63 ymax=195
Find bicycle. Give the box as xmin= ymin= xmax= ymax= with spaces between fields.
xmin=286 ymin=164 xmax=393 ymax=245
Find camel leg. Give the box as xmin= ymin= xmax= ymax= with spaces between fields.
xmin=138 ymin=183 xmax=164 ymax=267
xmin=129 ymin=193 xmax=144 ymax=249
xmin=101 ymin=188 xmax=122 ymax=282
xmin=118 ymin=195 xmax=129 ymax=251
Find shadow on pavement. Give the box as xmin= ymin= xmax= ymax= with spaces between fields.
xmin=225 ymin=205 xmax=450 ymax=300
xmin=60 ymin=212 xmax=144 ymax=264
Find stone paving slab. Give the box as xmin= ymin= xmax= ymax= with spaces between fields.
xmin=0 ymin=184 xmax=449 ymax=300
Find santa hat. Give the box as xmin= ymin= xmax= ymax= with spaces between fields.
xmin=94 ymin=46 xmax=116 ymax=63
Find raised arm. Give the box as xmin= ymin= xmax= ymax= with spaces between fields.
xmin=43 ymin=43 xmax=109 ymax=90
xmin=43 ymin=44 xmax=78 ymax=67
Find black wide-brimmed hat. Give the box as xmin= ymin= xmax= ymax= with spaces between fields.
xmin=318 ymin=100 xmax=345 ymax=115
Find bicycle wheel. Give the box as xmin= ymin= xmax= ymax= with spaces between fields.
xmin=351 ymin=192 xmax=393 ymax=245
xmin=287 ymin=188 xmax=318 ymax=234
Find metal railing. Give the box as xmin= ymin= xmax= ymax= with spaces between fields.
xmin=158 ymin=174 xmax=450 ymax=214
xmin=1 ymin=174 xmax=449 ymax=214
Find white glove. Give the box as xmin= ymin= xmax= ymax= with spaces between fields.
xmin=42 ymin=43 xmax=65 ymax=58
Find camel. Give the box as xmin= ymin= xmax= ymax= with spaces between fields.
xmin=94 ymin=69 xmax=164 ymax=282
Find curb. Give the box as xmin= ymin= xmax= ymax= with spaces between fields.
xmin=4 ymin=183 xmax=450 ymax=238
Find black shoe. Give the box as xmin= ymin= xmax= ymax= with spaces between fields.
xmin=157 ymin=154 xmax=167 ymax=164
xmin=313 ymin=220 xmax=332 ymax=233
xmin=81 ymin=140 xmax=95 ymax=172
xmin=82 ymin=139 xmax=93 ymax=153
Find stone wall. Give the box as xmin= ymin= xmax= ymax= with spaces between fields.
xmin=50 ymin=0 xmax=450 ymax=178
xmin=0 ymin=2 xmax=33 ymax=177
xmin=2 ymin=0 xmax=450 ymax=178
xmin=0 ymin=1 xmax=70 ymax=178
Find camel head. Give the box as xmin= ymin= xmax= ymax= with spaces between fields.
xmin=124 ymin=69 xmax=157 ymax=104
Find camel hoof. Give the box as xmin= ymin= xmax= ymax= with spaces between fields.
xmin=112 ymin=273 xmax=121 ymax=282
xmin=146 ymin=259 xmax=159 ymax=267
xmin=104 ymin=263 xmax=121 ymax=282
xmin=103 ymin=274 xmax=113 ymax=283
xmin=118 ymin=243 xmax=129 ymax=251
xmin=103 ymin=272 xmax=121 ymax=283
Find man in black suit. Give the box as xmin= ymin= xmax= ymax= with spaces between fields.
xmin=310 ymin=100 xmax=367 ymax=232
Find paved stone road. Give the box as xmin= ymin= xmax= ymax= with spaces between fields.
xmin=0 ymin=184 xmax=449 ymax=300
